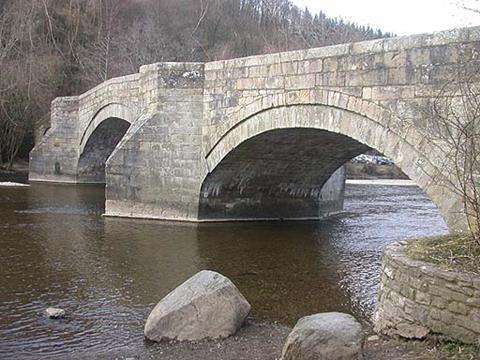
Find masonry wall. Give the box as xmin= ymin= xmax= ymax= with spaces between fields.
xmin=199 ymin=164 xmax=347 ymax=221
xmin=77 ymin=118 xmax=131 ymax=183
xmin=203 ymin=27 xmax=480 ymax=155
xmin=29 ymin=72 xmax=143 ymax=183
xmin=105 ymin=63 xmax=208 ymax=221
xmin=374 ymin=242 xmax=480 ymax=344
xmin=29 ymin=96 xmax=81 ymax=182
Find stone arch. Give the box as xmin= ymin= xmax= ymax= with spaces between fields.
xmin=203 ymin=91 xmax=465 ymax=232
xmin=77 ymin=103 xmax=136 ymax=183
xmin=79 ymin=103 xmax=137 ymax=155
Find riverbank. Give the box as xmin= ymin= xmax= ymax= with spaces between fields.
xmin=346 ymin=162 xmax=408 ymax=180
xmin=375 ymin=238 xmax=480 ymax=355
xmin=0 ymin=161 xmax=29 ymax=183
xmin=2 ymin=160 xmax=410 ymax=184
xmin=346 ymin=179 xmax=415 ymax=186
xmin=139 ymin=320 xmax=289 ymax=360
xmin=407 ymin=235 xmax=480 ymax=275
xmin=92 ymin=321 xmax=479 ymax=360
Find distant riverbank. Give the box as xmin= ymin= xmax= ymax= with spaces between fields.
xmin=0 ymin=163 xmax=28 ymax=183
xmin=346 ymin=179 xmax=416 ymax=186
xmin=346 ymin=162 xmax=408 ymax=180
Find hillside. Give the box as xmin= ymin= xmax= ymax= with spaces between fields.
xmin=0 ymin=0 xmax=389 ymax=166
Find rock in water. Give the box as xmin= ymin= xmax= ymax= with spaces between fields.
xmin=144 ymin=270 xmax=251 ymax=342
xmin=282 ymin=312 xmax=364 ymax=360
xmin=45 ymin=307 xmax=65 ymax=319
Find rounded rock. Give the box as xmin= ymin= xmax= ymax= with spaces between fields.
xmin=144 ymin=270 xmax=251 ymax=342
xmin=282 ymin=312 xmax=364 ymax=360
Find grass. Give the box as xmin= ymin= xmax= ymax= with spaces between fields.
xmin=436 ymin=338 xmax=480 ymax=359
xmin=406 ymin=234 xmax=480 ymax=275
xmin=369 ymin=336 xmax=480 ymax=360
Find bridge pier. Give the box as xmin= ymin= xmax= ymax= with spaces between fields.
xmin=29 ymin=97 xmax=81 ymax=183
xmin=105 ymin=63 xmax=208 ymax=221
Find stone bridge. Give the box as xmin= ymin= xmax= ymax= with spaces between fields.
xmin=30 ymin=27 xmax=480 ymax=232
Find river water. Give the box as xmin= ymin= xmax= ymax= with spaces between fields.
xmin=0 ymin=181 xmax=448 ymax=358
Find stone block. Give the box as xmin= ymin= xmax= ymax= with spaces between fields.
xmin=375 ymin=241 xmax=480 ymax=345
xmin=285 ymin=74 xmax=315 ymax=90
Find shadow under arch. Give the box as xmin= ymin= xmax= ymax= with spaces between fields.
xmin=79 ymin=103 xmax=136 ymax=155
xmin=77 ymin=117 xmax=130 ymax=183
xmin=77 ymin=103 xmax=138 ymax=184
xmin=202 ymin=102 xmax=464 ymax=232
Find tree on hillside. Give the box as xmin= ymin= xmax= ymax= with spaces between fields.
xmin=0 ymin=0 xmax=390 ymax=167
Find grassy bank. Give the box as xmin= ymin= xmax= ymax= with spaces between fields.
xmin=406 ymin=235 xmax=480 ymax=275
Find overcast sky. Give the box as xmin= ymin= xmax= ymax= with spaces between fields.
xmin=292 ymin=0 xmax=480 ymax=35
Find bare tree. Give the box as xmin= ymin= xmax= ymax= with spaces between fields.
xmin=0 ymin=1 xmax=34 ymax=168
xmin=426 ymin=67 xmax=480 ymax=244
xmin=0 ymin=0 xmax=388 ymax=168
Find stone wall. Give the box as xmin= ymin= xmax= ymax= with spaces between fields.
xmin=374 ymin=241 xmax=480 ymax=344
xmin=203 ymin=27 xmax=480 ymax=155
xmin=29 ymin=96 xmax=81 ymax=183
xmin=105 ymin=63 xmax=208 ymax=221
xmin=199 ymin=162 xmax=347 ymax=221
xmin=29 ymin=73 xmax=143 ymax=183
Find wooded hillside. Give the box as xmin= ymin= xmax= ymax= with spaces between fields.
xmin=0 ymin=0 xmax=389 ymax=166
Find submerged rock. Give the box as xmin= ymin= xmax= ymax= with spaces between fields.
xmin=144 ymin=270 xmax=251 ymax=342
xmin=282 ymin=312 xmax=364 ymax=360
xmin=45 ymin=307 xmax=65 ymax=319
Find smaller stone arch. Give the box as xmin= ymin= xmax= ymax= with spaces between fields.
xmin=79 ymin=103 xmax=137 ymax=155
xmin=77 ymin=103 xmax=137 ymax=183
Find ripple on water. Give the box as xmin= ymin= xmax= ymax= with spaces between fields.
xmin=0 ymin=183 xmax=449 ymax=358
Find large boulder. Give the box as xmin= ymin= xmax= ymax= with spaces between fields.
xmin=282 ymin=312 xmax=364 ymax=360
xmin=144 ymin=270 xmax=251 ymax=342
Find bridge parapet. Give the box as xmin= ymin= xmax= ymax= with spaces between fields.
xmin=203 ymin=27 xmax=480 ymax=155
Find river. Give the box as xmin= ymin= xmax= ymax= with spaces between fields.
xmin=0 ymin=180 xmax=448 ymax=358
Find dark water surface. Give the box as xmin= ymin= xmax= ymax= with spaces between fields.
xmin=0 ymin=181 xmax=448 ymax=358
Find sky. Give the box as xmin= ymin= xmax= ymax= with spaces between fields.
xmin=292 ymin=0 xmax=480 ymax=35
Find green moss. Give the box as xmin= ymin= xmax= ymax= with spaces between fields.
xmin=406 ymin=235 xmax=480 ymax=275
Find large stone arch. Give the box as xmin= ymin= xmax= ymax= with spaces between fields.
xmin=77 ymin=103 xmax=137 ymax=183
xmin=203 ymin=90 xmax=465 ymax=232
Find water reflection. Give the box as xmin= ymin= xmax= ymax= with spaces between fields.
xmin=0 ymin=182 xmax=448 ymax=357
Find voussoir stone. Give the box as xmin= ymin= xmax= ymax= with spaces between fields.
xmin=282 ymin=312 xmax=364 ymax=360
xmin=144 ymin=270 xmax=251 ymax=342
